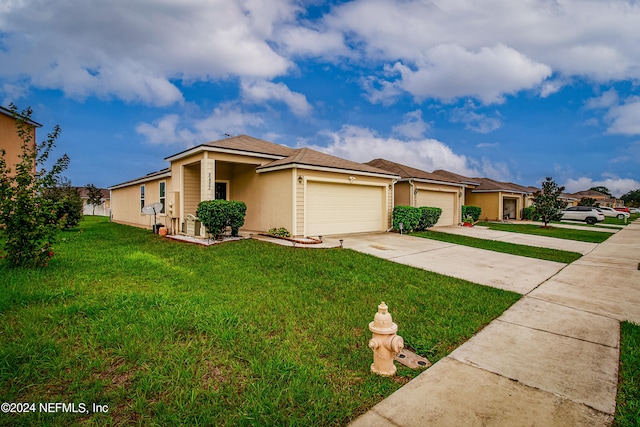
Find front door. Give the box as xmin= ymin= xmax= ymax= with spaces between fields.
xmin=215 ymin=182 xmax=227 ymax=200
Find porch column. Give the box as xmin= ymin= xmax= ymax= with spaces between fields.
xmin=201 ymin=158 xmax=216 ymax=201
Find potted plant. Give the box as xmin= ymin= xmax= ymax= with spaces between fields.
xmin=462 ymin=215 xmax=474 ymax=227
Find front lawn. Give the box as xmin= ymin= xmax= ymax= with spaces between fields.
xmin=477 ymin=222 xmax=611 ymax=243
xmin=615 ymin=321 xmax=640 ymax=426
xmin=0 ymin=217 xmax=519 ymax=426
xmin=411 ymin=230 xmax=582 ymax=264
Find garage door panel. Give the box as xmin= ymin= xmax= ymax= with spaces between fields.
xmin=416 ymin=191 xmax=456 ymax=226
xmin=307 ymin=182 xmax=384 ymax=236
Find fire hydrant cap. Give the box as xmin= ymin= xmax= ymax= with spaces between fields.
xmin=369 ymin=301 xmax=398 ymax=334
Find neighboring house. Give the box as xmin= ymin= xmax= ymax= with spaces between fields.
xmin=559 ymin=193 xmax=578 ymax=207
xmin=430 ymin=170 xmax=532 ymax=221
xmin=109 ymin=135 xmax=399 ymax=237
xmin=0 ymin=105 xmax=41 ymax=176
xmin=75 ymin=187 xmax=111 ymax=216
xmin=365 ymin=158 xmax=465 ymax=226
xmin=570 ymin=190 xmax=622 ymax=208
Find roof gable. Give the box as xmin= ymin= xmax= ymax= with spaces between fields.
xmin=258 ymin=148 xmax=398 ymax=176
xmin=366 ymin=158 xmax=461 ymax=184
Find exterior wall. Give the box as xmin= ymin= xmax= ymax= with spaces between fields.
xmin=413 ymin=182 xmax=462 ymax=225
xmin=111 ymin=177 xmax=171 ymax=229
xmin=0 ymin=112 xmax=37 ymax=175
xmin=466 ymin=191 xmax=500 ymax=221
xmin=238 ymin=168 xmax=293 ymax=234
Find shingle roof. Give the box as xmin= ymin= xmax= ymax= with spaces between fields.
xmin=470 ymin=177 xmax=531 ymax=193
xmin=431 ymin=169 xmax=480 ymax=185
xmin=258 ymin=148 xmax=397 ymax=176
xmin=365 ymin=158 xmax=461 ymax=184
xmin=204 ymin=134 xmax=296 ymax=157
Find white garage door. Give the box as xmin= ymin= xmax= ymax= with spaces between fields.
xmin=416 ymin=190 xmax=456 ymax=226
xmin=306 ymin=182 xmax=385 ymax=236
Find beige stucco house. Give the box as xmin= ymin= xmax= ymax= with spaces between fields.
xmin=365 ymin=158 xmax=465 ymax=226
xmin=0 ymin=105 xmax=41 ymax=175
xmin=430 ymin=170 xmax=532 ymax=221
xmin=109 ymin=135 xmax=399 ymax=237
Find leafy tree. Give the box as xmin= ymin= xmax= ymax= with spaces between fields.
xmin=621 ymin=189 xmax=640 ymax=207
xmin=85 ymin=183 xmax=103 ymax=215
xmin=589 ymin=186 xmax=611 ymax=197
xmin=0 ymin=104 xmax=69 ymax=267
xmin=44 ymin=178 xmax=83 ymax=229
xmin=532 ymin=177 xmax=566 ymax=228
xmin=578 ymin=197 xmax=597 ymax=207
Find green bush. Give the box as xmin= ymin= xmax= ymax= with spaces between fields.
xmin=268 ymin=227 xmax=291 ymax=238
xmin=417 ymin=206 xmax=442 ymax=230
xmin=462 ymin=205 xmax=481 ymax=222
xmin=392 ymin=205 xmax=421 ymax=232
xmin=522 ymin=206 xmax=538 ymax=221
xmin=44 ymin=181 xmax=84 ymax=229
xmin=227 ymin=200 xmax=247 ymax=236
xmin=196 ymin=199 xmax=247 ymax=239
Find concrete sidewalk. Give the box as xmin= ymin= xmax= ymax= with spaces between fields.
xmin=350 ymin=221 xmax=640 ymax=426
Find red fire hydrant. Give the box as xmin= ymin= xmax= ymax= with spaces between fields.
xmin=368 ymin=301 xmax=404 ymax=376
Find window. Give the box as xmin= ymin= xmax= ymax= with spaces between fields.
xmin=140 ymin=185 xmax=145 ymax=211
xmin=159 ymin=181 xmax=166 ymax=213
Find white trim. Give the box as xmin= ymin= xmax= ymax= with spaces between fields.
xmin=471 ymin=189 xmax=529 ymax=194
xmin=257 ymin=162 xmax=399 ymax=179
xmin=165 ymin=145 xmax=285 ymax=163
xmin=109 ymin=171 xmax=171 ymax=189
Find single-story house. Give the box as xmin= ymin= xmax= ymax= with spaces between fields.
xmin=109 ymin=135 xmax=399 ymax=237
xmin=570 ymin=190 xmax=622 ymax=208
xmin=75 ymin=186 xmax=111 ymax=216
xmin=365 ymin=158 xmax=465 ymax=226
xmin=430 ymin=170 xmax=532 ymax=221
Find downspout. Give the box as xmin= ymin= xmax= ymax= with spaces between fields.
xmin=387 ymin=179 xmax=398 ymax=232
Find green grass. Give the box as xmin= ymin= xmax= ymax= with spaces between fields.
xmin=477 ymin=222 xmax=611 ymax=243
xmin=615 ymin=321 xmax=640 ymax=426
xmin=0 ymin=217 xmax=520 ymax=426
xmin=411 ymin=230 xmax=582 ymax=264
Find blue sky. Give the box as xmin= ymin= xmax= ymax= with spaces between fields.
xmin=1 ymin=0 xmax=639 ymax=196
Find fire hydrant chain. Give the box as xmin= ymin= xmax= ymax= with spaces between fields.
xmin=368 ymin=301 xmax=404 ymax=376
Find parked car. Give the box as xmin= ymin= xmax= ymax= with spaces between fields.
xmin=598 ymin=206 xmax=630 ymax=219
xmin=561 ymin=206 xmax=605 ymax=224
xmin=629 ymin=207 xmax=640 ymax=214
xmin=614 ymin=207 xmax=630 ymax=213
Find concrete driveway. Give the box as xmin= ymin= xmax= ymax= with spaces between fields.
xmin=335 ymin=233 xmax=566 ymax=294
xmin=432 ymin=224 xmax=599 ymax=255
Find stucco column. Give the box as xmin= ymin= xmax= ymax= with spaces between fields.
xmin=201 ymin=157 xmax=216 ymax=201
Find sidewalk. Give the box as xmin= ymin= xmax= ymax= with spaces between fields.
xmin=350 ymin=221 xmax=640 ymax=426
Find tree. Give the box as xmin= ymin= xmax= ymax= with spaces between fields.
xmin=85 ymin=183 xmax=103 ymax=215
xmin=589 ymin=186 xmax=612 ymax=197
xmin=44 ymin=178 xmax=84 ymax=229
xmin=0 ymin=104 xmax=69 ymax=267
xmin=578 ymin=197 xmax=597 ymax=207
xmin=621 ymin=189 xmax=640 ymax=208
xmin=532 ymin=177 xmax=566 ymax=228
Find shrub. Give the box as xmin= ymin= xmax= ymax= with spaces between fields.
xmin=392 ymin=205 xmax=420 ymax=232
xmin=268 ymin=227 xmax=291 ymax=238
xmin=196 ymin=199 xmax=247 ymax=239
xmin=462 ymin=205 xmax=481 ymax=223
xmin=44 ymin=180 xmax=84 ymax=229
xmin=0 ymin=104 xmax=69 ymax=268
xmin=522 ymin=206 xmax=538 ymax=221
xmin=417 ymin=206 xmax=442 ymax=230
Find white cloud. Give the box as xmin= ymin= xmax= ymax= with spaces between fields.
xmin=606 ymin=97 xmax=640 ymax=136
xmin=477 ymin=142 xmax=500 ymax=149
xmin=450 ymin=102 xmax=502 ymax=133
xmin=392 ymin=44 xmax=552 ymax=104
xmin=241 ymin=80 xmax=312 ymax=117
xmin=136 ymin=103 xmax=264 ymax=146
xmin=586 ymin=89 xmax=619 ymax=110
xmin=0 ymin=0 xmax=294 ymax=105
xmin=392 ymin=110 xmax=430 ymax=139
xmin=563 ymin=176 xmax=640 ymax=197
xmin=308 ymin=124 xmax=511 ymax=180
xmin=319 ymin=0 xmax=640 ymax=102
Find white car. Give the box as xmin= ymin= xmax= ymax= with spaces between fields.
xmin=629 ymin=207 xmax=640 ymax=214
xmin=597 ymin=206 xmax=630 ymax=219
xmin=561 ymin=206 xmax=605 ymax=225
